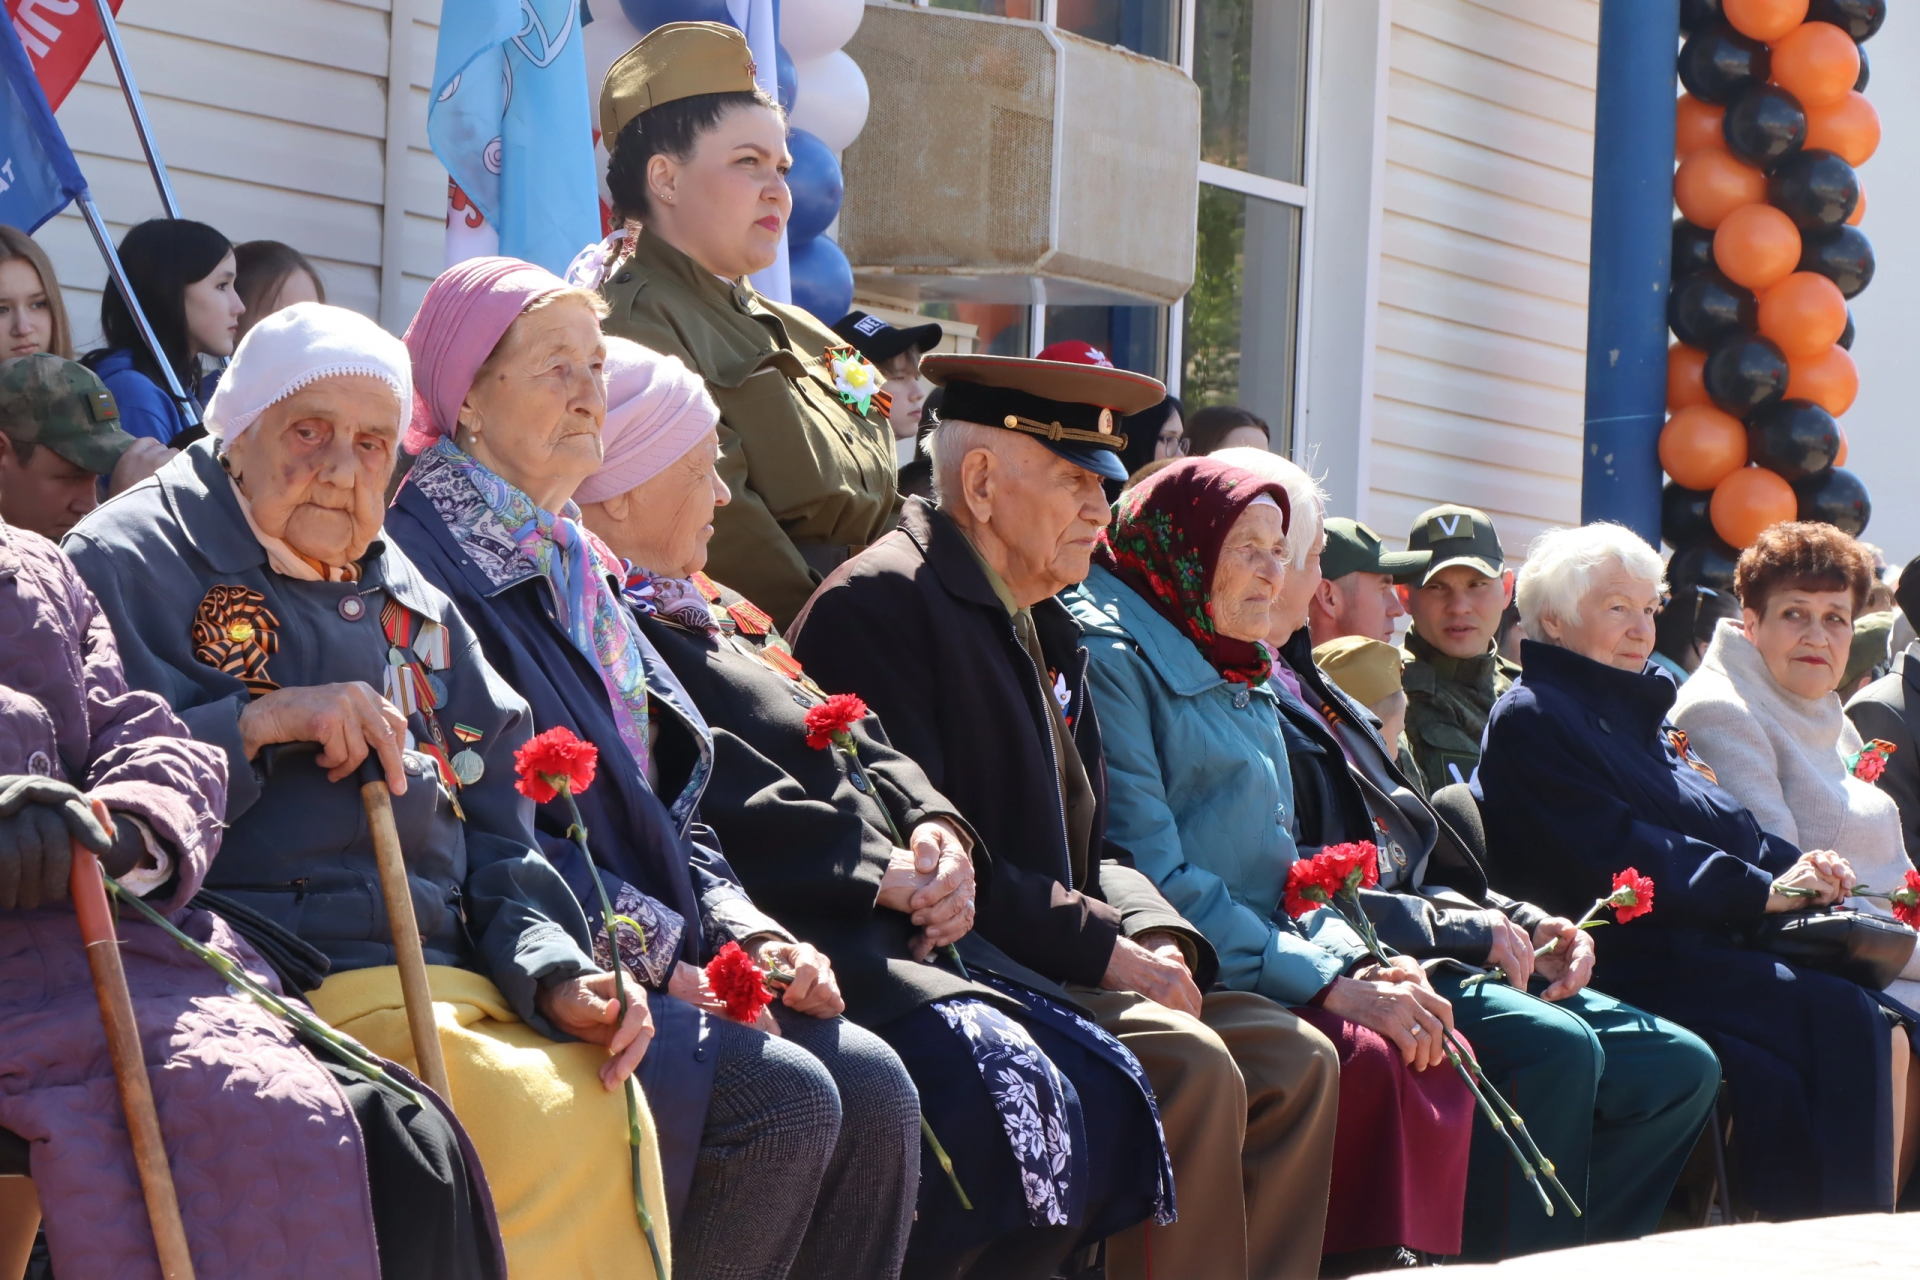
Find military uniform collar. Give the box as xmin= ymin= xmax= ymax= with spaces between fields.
xmin=626 ymin=229 xmax=757 ymax=316
xmin=1405 ymin=625 xmax=1500 ymax=689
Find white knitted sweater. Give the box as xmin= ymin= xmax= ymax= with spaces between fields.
xmin=1672 ymin=620 xmax=1920 ymax=988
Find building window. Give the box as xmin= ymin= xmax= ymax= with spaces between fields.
xmin=1054 ymin=0 xmax=1179 ymax=61
xmin=1044 ymin=305 xmax=1165 ymax=376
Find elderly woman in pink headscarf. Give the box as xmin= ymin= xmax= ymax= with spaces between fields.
xmin=387 ymin=258 xmax=923 ymax=1280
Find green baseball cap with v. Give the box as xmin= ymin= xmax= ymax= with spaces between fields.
xmin=0 ymin=354 xmax=135 ymax=475
xmin=1405 ymin=504 xmax=1505 ymax=586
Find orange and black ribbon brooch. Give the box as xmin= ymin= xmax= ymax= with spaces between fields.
xmin=192 ymin=585 xmax=281 ymax=698
xmin=1665 ymin=727 xmax=1718 ymax=784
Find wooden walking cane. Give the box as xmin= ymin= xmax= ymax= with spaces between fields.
xmin=357 ymin=758 xmax=454 ymax=1103
xmin=68 ymin=839 xmax=196 ymax=1280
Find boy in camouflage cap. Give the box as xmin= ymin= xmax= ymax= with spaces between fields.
xmin=0 ymin=354 xmax=138 ymax=540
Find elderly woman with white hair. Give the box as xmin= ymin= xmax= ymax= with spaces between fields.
xmin=1210 ymin=458 xmax=1718 ymax=1259
xmin=64 ymin=300 xmax=666 ymax=1280
xmin=1477 ymin=521 xmax=1916 ymax=1222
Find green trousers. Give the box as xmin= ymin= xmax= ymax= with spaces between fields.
xmin=1431 ymin=972 xmax=1721 ymax=1262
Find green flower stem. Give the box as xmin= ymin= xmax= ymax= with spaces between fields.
xmin=921 ymin=1114 xmax=974 ymax=1210
xmin=106 ymin=878 xmax=423 ymax=1107
xmin=838 ymin=735 xmax=970 ymax=982
xmin=1441 ymin=1026 xmax=1581 ymax=1218
xmin=557 ymin=786 xmax=668 ymax=1280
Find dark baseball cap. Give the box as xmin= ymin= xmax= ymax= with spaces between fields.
xmin=1405 ymin=504 xmax=1505 ymax=585
xmin=0 ymin=354 xmax=135 ymax=475
xmin=922 ymin=353 xmax=1161 ymax=482
xmin=1321 ymin=517 xmax=1430 ymax=581
xmin=832 ymin=311 xmax=944 ymax=366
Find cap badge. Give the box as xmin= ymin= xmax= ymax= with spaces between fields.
xmin=1097 ymin=408 xmax=1114 ymax=435
xmin=1430 ymin=513 xmax=1465 ymax=539
xmin=89 ymin=389 xmax=118 ymax=423
xmin=854 ymin=315 xmax=886 ymax=336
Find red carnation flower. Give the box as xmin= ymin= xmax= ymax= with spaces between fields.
xmin=1891 ymin=869 xmax=1920 ymax=931
xmin=514 ymin=726 xmax=599 ymax=802
xmin=1322 ymin=841 xmax=1381 ymax=894
xmin=1283 ymin=842 xmax=1380 ymax=919
xmin=1853 ymin=740 xmax=1897 ymax=783
xmin=1607 ymin=868 xmax=1655 ymax=924
xmin=804 ymin=693 xmax=868 ymax=751
xmin=705 ymin=941 xmax=774 ymax=1024
xmin=1283 ymin=859 xmax=1334 ymax=920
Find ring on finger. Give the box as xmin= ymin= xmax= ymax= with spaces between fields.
xmin=1409 ymin=1023 xmax=1427 ymax=1037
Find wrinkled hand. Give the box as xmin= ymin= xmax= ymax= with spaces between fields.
xmin=1767 ymin=850 xmax=1856 ymax=913
xmin=109 ymin=438 xmax=175 ymax=496
xmin=238 ymin=682 xmax=409 ymax=792
xmin=1483 ymin=914 xmax=1536 ymax=990
xmin=1101 ymin=933 xmax=1203 ymax=1018
xmin=1531 ymin=916 xmax=1595 ymax=1001
xmin=0 ymin=776 xmax=112 ymax=911
xmin=668 ymin=959 xmax=723 ymax=1010
xmin=537 ymin=970 xmax=655 ymax=1089
xmin=877 ymin=820 xmax=976 ymax=958
xmin=1324 ymin=970 xmax=1454 ymax=1071
xmin=756 ymin=939 xmax=846 ymax=1019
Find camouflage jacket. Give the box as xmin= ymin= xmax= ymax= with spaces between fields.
xmin=1400 ymin=626 xmax=1520 ymax=793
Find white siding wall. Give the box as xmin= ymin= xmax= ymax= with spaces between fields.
xmin=35 ymin=0 xmax=448 ymax=347
xmin=1367 ymin=0 xmax=1598 ymax=557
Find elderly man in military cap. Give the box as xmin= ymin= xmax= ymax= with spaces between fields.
xmin=594 ymin=22 xmax=899 ymax=630
xmin=1307 ymin=518 xmax=1426 ymax=647
xmin=791 ymin=355 xmax=1342 ymax=1280
xmin=0 ymin=354 xmax=143 ymax=541
xmin=1400 ymin=504 xmax=1522 ymax=792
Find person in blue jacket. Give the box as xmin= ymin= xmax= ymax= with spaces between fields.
xmin=83 ymin=218 xmax=244 ymax=445
xmin=1476 ymin=520 xmax=1919 ymax=1220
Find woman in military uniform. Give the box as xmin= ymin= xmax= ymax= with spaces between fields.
xmin=592 ymin=21 xmax=899 ymax=629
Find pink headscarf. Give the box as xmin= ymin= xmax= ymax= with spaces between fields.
xmin=400 ymin=256 xmax=571 ymax=455
xmin=574 ymin=336 xmax=720 ymax=506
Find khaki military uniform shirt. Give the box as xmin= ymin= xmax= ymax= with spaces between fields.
xmin=1400 ymin=625 xmax=1520 ymax=794
xmin=601 ymin=230 xmax=900 ymax=628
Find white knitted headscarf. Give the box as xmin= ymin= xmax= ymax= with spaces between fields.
xmin=205 ymin=302 xmax=412 ymax=444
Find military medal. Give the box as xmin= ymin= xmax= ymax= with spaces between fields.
xmin=379 ymin=596 xmax=467 ymax=816
xmin=451 ymin=750 xmax=486 ymax=785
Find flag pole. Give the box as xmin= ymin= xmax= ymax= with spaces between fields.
xmin=77 ymin=191 xmax=202 ymax=426
xmin=86 ymin=0 xmax=180 ymax=218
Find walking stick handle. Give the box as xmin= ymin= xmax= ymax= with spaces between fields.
xmin=69 ymin=840 xmax=197 ymax=1280
xmin=358 ymin=762 xmax=455 ymax=1104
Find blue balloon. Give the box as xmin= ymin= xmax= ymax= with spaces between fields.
xmin=776 ymin=43 xmax=797 ymax=114
xmin=789 ymin=235 xmax=854 ymax=324
xmin=785 ymin=128 xmax=843 ymax=245
xmin=620 ymin=0 xmax=731 ymax=32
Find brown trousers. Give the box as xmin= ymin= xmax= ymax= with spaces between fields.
xmin=1070 ymin=988 xmax=1340 ymax=1280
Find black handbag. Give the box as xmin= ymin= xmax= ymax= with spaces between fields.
xmin=1747 ymin=906 xmax=1918 ymax=990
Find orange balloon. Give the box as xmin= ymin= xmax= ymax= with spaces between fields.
xmin=1835 ymin=426 xmax=1849 ymax=466
xmin=1805 ymin=92 xmax=1881 ymax=167
xmin=1849 ymin=176 xmax=1865 ymax=226
xmin=1712 ymin=466 xmax=1799 ymax=548
xmin=1725 ymin=0 xmax=1809 ymax=40
xmin=1786 ymin=344 xmax=1860 ymax=415
xmin=1660 ymin=405 xmax=1750 ymax=490
xmin=1674 ymin=146 xmax=1768 ymax=229
xmin=1771 ymin=22 xmax=1861 ymax=109
xmin=1668 ymin=343 xmax=1711 ymax=410
xmin=1676 ymin=94 xmax=1727 ymax=160
xmin=1714 ymin=203 xmax=1802 ymax=290
xmin=1758 ymin=272 xmax=1849 ymax=357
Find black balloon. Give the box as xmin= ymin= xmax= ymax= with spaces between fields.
xmin=1669 ymin=536 xmax=1742 ymax=594
xmin=1722 ymin=84 xmax=1806 ymax=169
xmin=1672 ymin=219 xmax=1717 ymax=278
xmin=1662 ymin=482 xmax=1717 ymax=550
xmin=1679 ymin=26 xmax=1770 ymax=105
xmin=1799 ymin=225 xmax=1875 ymax=298
xmin=1747 ymin=400 xmax=1841 ymax=481
xmin=1855 ymin=43 xmax=1870 ymax=92
xmin=1767 ymin=149 xmax=1860 ymax=230
xmin=1669 ymin=271 xmax=1758 ymax=350
xmin=1793 ymin=466 xmax=1872 ymax=535
xmin=1839 ymin=309 xmax=1855 ymax=350
xmin=1680 ymin=0 xmax=1723 ymax=34
xmin=1808 ymin=0 xmax=1886 ymax=42
xmin=1704 ymin=334 xmax=1790 ymax=418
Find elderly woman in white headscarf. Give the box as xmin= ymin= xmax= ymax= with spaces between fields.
xmin=64 ymin=301 xmax=670 ymax=1280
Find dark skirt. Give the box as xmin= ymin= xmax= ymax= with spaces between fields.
xmin=1295 ymin=1007 xmax=1475 ymax=1257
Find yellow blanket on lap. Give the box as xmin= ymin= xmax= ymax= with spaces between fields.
xmin=308 ymin=965 xmax=670 ymax=1280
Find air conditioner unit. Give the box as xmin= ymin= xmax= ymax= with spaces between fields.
xmin=839 ymin=2 xmax=1199 ymax=308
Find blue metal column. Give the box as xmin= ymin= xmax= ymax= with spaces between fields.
xmin=1581 ymin=0 xmax=1680 ymax=539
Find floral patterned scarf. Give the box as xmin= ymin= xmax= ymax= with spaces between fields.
xmin=1096 ymin=456 xmax=1290 ymax=688
xmin=423 ymin=438 xmax=655 ymax=778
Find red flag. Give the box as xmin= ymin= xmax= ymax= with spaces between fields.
xmin=7 ymin=0 xmax=123 ymax=112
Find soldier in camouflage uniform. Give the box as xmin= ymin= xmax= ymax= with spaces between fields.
xmin=0 ymin=354 xmax=136 ymax=541
xmin=1400 ymin=504 xmax=1522 ymax=792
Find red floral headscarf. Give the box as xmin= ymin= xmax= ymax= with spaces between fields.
xmin=1095 ymin=457 xmax=1291 ymax=687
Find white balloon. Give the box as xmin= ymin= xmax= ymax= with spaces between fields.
xmin=788 ymin=50 xmax=869 ymax=153
xmin=779 ymin=0 xmax=863 ymax=62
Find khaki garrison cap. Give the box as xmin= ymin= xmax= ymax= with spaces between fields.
xmin=600 ymin=21 xmax=762 ymax=143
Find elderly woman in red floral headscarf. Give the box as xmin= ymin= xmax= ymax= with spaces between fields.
xmin=1063 ymin=457 xmax=1476 ymax=1265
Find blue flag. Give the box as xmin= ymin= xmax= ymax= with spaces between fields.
xmin=431 ymin=0 xmax=600 ymax=274
xmin=0 ymin=14 xmax=87 ymax=233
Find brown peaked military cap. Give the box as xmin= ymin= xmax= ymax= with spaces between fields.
xmin=922 ymin=353 xmax=1163 ymax=481
xmin=600 ymin=21 xmax=761 ymax=143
